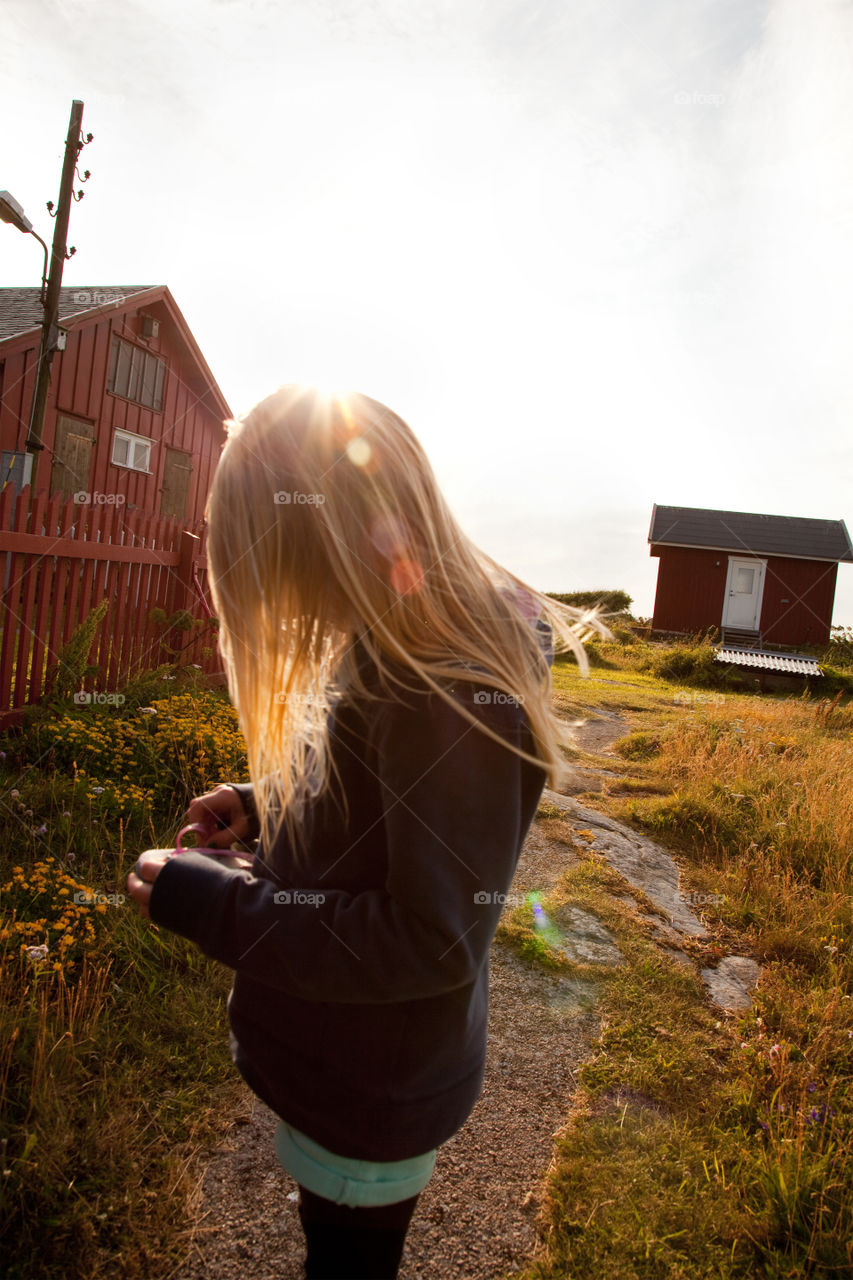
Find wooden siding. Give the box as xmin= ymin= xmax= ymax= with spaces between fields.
xmin=650 ymin=546 xmax=727 ymax=635
xmin=759 ymin=555 xmax=837 ymax=646
xmin=0 ymin=295 xmax=226 ymax=526
xmin=651 ymin=545 xmax=837 ymax=645
xmin=0 ymin=347 xmax=37 ymax=446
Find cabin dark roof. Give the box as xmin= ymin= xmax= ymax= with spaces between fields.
xmin=649 ymin=504 xmax=853 ymax=563
xmin=0 ymin=286 xmax=155 ymax=341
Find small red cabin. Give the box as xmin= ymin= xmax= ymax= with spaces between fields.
xmin=0 ymin=285 xmax=230 ymax=520
xmin=649 ymin=504 xmax=853 ymax=647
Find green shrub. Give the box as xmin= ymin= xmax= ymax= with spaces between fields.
xmin=823 ymin=626 xmax=853 ymax=670
xmin=612 ymin=731 xmax=662 ymax=760
xmin=546 ymin=589 xmax=633 ymax=615
xmin=554 ymin=639 xmax=617 ymax=670
xmin=818 ymin=666 xmax=853 ymax=697
xmin=42 ymin=600 xmax=109 ymax=704
xmin=636 ymin=639 xmax=751 ymax=691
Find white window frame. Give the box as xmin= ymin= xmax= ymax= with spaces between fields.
xmin=111 ymin=428 xmax=153 ymax=474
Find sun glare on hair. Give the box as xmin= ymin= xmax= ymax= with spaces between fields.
xmin=315 ymin=387 xmax=373 ymax=469
xmin=345 ymin=436 xmax=372 ymax=467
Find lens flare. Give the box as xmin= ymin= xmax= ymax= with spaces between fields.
xmin=528 ymin=892 xmax=562 ymax=947
xmin=532 ymin=901 xmax=549 ymax=929
xmin=390 ymin=558 xmax=425 ymax=596
xmin=368 ymin=513 xmax=408 ymax=559
xmin=345 ymin=437 xmax=372 ymax=467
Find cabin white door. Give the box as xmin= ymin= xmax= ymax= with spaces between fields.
xmin=722 ymin=557 xmax=766 ymax=631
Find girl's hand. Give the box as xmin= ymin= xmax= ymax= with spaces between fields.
xmin=185 ymin=784 xmax=254 ymax=848
xmin=127 ymin=852 xmax=170 ymax=921
xmin=127 ymin=786 xmax=255 ymax=920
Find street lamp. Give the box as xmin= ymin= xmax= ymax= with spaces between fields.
xmin=0 ymin=190 xmax=49 ymax=303
xmin=0 ymin=190 xmax=33 ymax=232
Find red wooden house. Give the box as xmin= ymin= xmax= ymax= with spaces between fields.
xmin=0 ymin=286 xmax=232 ymax=717
xmin=649 ymin=504 xmax=853 ymax=648
xmin=0 ymin=284 xmax=230 ymax=516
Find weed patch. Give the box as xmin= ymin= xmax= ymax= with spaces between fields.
xmin=0 ymin=680 xmax=250 ymax=1279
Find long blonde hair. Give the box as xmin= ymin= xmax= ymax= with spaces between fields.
xmin=205 ymin=385 xmax=608 ymax=863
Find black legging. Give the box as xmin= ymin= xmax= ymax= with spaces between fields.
xmin=297 ymin=1184 xmax=421 ymax=1279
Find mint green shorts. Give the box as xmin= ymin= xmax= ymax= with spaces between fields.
xmin=273 ymin=1120 xmax=437 ymax=1208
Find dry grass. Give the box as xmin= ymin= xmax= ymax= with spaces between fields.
xmin=509 ymin=679 xmax=853 ymax=1279
xmin=0 ymin=682 xmax=249 ymax=1279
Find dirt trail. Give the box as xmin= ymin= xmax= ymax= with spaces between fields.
xmin=163 ymin=711 xmax=759 ymax=1280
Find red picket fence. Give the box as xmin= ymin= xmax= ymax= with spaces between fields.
xmin=0 ymin=485 xmax=224 ymax=726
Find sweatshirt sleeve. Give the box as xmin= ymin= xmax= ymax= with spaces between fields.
xmin=147 ymin=689 xmax=537 ymax=1003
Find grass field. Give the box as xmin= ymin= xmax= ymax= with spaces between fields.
xmin=504 ymin=640 xmax=852 ymax=1278
xmin=0 ymin=632 xmax=851 ymax=1278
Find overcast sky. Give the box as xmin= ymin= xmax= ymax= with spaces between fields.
xmin=2 ymin=0 xmax=852 ymax=622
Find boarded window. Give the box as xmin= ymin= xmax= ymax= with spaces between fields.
xmin=51 ymin=416 xmax=95 ymax=498
xmin=108 ymin=336 xmax=166 ymax=411
xmin=160 ymin=448 xmax=193 ymax=520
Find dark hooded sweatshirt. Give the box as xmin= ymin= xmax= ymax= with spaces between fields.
xmin=148 ymin=640 xmax=548 ymax=1161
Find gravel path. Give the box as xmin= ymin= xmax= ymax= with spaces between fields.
xmin=166 ymin=944 xmax=598 ymax=1280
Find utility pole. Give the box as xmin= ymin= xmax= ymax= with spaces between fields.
xmin=25 ymin=99 xmax=88 ymax=488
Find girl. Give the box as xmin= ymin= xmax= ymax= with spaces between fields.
xmin=128 ymin=385 xmax=602 ymax=1279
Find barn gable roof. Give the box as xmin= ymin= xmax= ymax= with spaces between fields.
xmin=0 ymin=285 xmax=153 ymax=340
xmin=0 ymin=285 xmax=231 ymax=420
xmin=649 ymin=504 xmax=853 ymax=564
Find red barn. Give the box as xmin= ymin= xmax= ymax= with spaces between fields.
xmin=649 ymin=504 xmax=853 ymax=647
xmin=0 ymin=285 xmax=230 ymax=519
